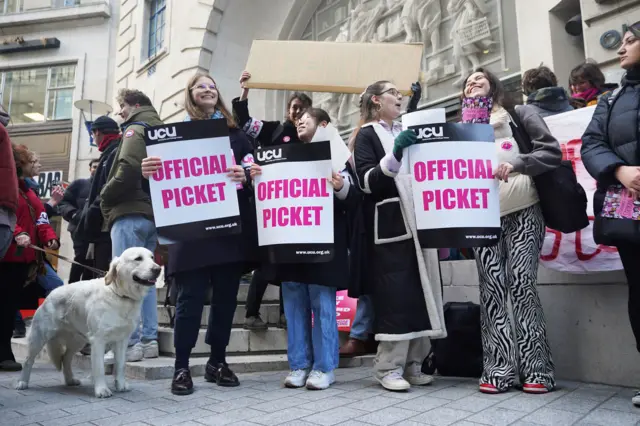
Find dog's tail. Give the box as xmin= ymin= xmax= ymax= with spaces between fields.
xmin=46 ymin=341 xmax=65 ymax=371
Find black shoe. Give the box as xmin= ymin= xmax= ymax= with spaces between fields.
xmin=204 ymin=362 xmax=240 ymax=387
xmin=13 ymin=324 xmax=26 ymax=339
xmin=171 ymin=368 xmax=194 ymax=395
xmin=0 ymin=360 xmax=22 ymax=371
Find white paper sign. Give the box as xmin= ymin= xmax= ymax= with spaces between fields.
xmin=311 ymin=123 xmax=352 ymax=173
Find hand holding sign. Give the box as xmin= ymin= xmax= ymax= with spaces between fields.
xmin=329 ymin=172 xmax=344 ymax=191
xmin=393 ymin=130 xmax=418 ymax=161
xmin=250 ymin=163 xmax=262 ymax=179
xmin=227 ymin=165 xmax=247 ymax=184
xmin=142 ymin=156 xmax=162 ymax=179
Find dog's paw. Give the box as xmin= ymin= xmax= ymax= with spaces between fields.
xmin=14 ymin=381 xmax=28 ymax=390
xmin=115 ymin=380 xmax=131 ymax=393
xmin=65 ymin=378 xmax=81 ymax=387
xmin=94 ymin=386 xmax=113 ymax=398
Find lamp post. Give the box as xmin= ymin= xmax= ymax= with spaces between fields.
xmin=73 ymin=99 xmax=113 ymax=146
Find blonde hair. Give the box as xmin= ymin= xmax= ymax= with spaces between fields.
xmin=184 ymin=73 xmax=237 ymax=128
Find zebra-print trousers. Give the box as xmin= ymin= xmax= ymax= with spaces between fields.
xmin=474 ymin=204 xmax=555 ymax=391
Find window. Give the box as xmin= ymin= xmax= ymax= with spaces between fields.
xmin=0 ymin=64 xmax=76 ymax=125
xmin=0 ymin=0 xmax=79 ymax=14
xmin=0 ymin=0 xmax=23 ymax=14
xmin=148 ymin=0 xmax=166 ymax=58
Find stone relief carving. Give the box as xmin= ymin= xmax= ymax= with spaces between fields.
xmin=308 ymin=0 xmax=503 ymax=128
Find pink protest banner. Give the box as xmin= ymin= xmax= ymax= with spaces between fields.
xmin=540 ymin=106 xmax=622 ymax=272
xmin=336 ymin=291 xmax=358 ymax=332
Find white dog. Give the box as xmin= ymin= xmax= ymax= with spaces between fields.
xmin=15 ymin=247 xmax=161 ymax=398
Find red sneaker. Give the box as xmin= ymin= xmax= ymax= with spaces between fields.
xmin=479 ymin=383 xmax=501 ymax=394
xmin=523 ymin=383 xmax=550 ymax=394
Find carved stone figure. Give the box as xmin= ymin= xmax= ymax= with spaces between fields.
xmin=401 ymin=0 xmax=442 ymax=57
xmin=448 ymin=0 xmax=494 ymax=86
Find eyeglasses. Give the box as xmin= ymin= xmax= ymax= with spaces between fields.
xmin=191 ymin=83 xmax=217 ymax=91
xmin=381 ymin=88 xmax=401 ymax=97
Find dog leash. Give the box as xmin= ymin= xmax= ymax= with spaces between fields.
xmin=29 ymin=244 xmax=107 ymax=277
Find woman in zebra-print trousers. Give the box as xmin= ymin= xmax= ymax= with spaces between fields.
xmin=461 ymin=68 xmax=562 ymax=394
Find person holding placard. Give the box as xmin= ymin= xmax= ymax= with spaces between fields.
xmin=234 ymin=70 xmax=312 ymax=147
xmin=250 ymin=108 xmax=358 ymax=391
xmin=351 ymin=81 xmax=446 ymax=392
xmin=141 ymin=73 xmax=257 ymax=396
xmin=461 ymin=68 xmax=561 ymax=394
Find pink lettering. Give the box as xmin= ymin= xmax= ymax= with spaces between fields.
xmin=262 ymin=206 xmax=324 ymax=228
xmin=422 ymin=188 xmax=490 ymax=211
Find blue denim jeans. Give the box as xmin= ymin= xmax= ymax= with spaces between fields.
xmin=0 ymin=225 xmax=12 ymax=260
xmin=15 ymin=262 xmax=64 ymax=325
xmin=282 ymin=282 xmax=339 ymax=373
xmin=350 ymin=294 xmax=374 ymax=341
xmin=111 ymin=215 xmax=158 ymax=346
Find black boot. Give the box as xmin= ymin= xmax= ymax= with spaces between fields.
xmin=171 ymin=368 xmax=194 ymax=395
xmin=204 ymin=362 xmax=239 ymax=387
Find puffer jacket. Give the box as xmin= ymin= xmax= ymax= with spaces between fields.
xmin=0 ymin=124 xmax=18 ymax=212
xmin=581 ymin=68 xmax=640 ymax=213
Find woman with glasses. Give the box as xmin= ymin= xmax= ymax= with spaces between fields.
xmin=141 ymin=73 xmax=258 ymax=396
xmin=351 ymin=80 xmax=445 ymax=392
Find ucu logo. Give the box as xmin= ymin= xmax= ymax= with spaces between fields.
xmin=416 ymin=125 xmax=444 ymax=139
xmin=147 ymin=127 xmax=177 ymax=141
xmin=256 ymin=148 xmax=283 ymax=162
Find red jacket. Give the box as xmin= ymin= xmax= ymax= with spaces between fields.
xmin=2 ymin=180 xmax=58 ymax=263
xmin=0 ymin=125 xmax=18 ymax=212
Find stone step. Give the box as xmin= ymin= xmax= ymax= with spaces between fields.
xmin=12 ymin=337 xmax=374 ymax=380
xmin=156 ymin=283 xmax=280 ymax=305
xmin=158 ymin=303 xmax=282 ymax=327
xmin=158 ymin=326 xmax=288 ymax=356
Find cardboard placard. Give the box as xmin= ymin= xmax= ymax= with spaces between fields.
xmin=145 ymin=120 xmax=241 ymax=245
xmin=244 ymin=40 xmax=423 ymax=95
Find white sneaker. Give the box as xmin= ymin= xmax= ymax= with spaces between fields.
xmin=126 ymin=343 xmax=144 ymax=362
xmin=104 ymin=350 xmax=115 ymax=365
xmin=403 ymin=364 xmax=434 ymax=386
xmin=377 ymin=371 xmax=411 ymax=391
xmin=632 ymin=391 xmax=640 ymax=407
xmin=284 ymin=369 xmax=310 ymax=388
xmin=306 ymin=370 xmax=335 ymax=390
xmin=141 ymin=340 xmax=159 ymax=359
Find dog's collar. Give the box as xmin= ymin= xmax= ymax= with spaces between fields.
xmin=108 ymin=284 xmax=136 ymax=301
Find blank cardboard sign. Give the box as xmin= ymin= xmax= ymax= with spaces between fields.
xmin=244 ymin=40 xmax=423 ymax=95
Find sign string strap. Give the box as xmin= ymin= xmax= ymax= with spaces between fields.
xmin=29 ymin=244 xmax=107 ymax=277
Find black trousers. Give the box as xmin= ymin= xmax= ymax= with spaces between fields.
xmin=245 ymin=268 xmax=283 ymax=318
xmin=173 ymin=263 xmax=244 ymax=364
xmin=617 ymin=244 xmax=640 ymax=352
xmin=69 ymin=244 xmax=91 ymax=283
xmin=0 ymin=262 xmax=30 ymax=361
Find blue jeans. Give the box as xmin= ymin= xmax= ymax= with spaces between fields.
xmin=282 ymin=282 xmax=339 ymax=373
xmin=0 ymin=225 xmax=12 ymax=259
xmin=15 ymin=262 xmax=64 ymax=325
xmin=111 ymin=215 xmax=158 ymax=346
xmin=350 ymin=295 xmax=374 ymax=341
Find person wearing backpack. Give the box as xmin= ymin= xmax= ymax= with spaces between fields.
xmin=461 ymin=68 xmax=562 ymax=395
xmin=581 ymin=21 xmax=640 ymax=407
xmin=100 ymin=89 xmax=162 ymax=363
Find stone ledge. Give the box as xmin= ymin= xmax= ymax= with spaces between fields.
xmin=0 ymin=2 xmax=110 ymax=28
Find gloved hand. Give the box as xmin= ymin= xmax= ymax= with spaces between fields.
xmin=393 ymin=130 xmax=417 ymax=161
xmin=408 ymin=81 xmax=422 ymax=113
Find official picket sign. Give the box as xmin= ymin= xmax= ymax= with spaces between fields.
xmin=406 ymin=122 xmax=500 ymax=248
xmin=255 ymin=142 xmax=334 ymax=263
xmin=145 ymin=119 xmax=241 ymax=243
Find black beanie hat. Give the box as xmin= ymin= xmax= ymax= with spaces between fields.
xmin=90 ymin=116 xmax=119 ymax=133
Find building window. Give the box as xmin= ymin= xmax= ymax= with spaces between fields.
xmin=0 ymin=64 xmax=76 ymax=125
xmin=148 ymin=0 xmax=166 ymax=58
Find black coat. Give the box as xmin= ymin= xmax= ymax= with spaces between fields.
xmin=274 ymin=170 xmax=360 ymax=290
xmin=581 ymin=69 xmax=640 ymax=218
xmin=353 ymin=125 xmax=432 ymax=337
xmin=58 ymin=178 xmax=91 ymax=237
xmin=232 ymin=97 xmax=301 ymax=148
xmin=77 ymin=138 xmax=120 ymax=243
xmin=166 ymin=126 xmax=258 ymax=276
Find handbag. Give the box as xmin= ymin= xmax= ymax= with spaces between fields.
xmin=508 ymin=107 xmax=589 ymax=234
xmin=593 ymin=186 xmax=640 ymax=246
